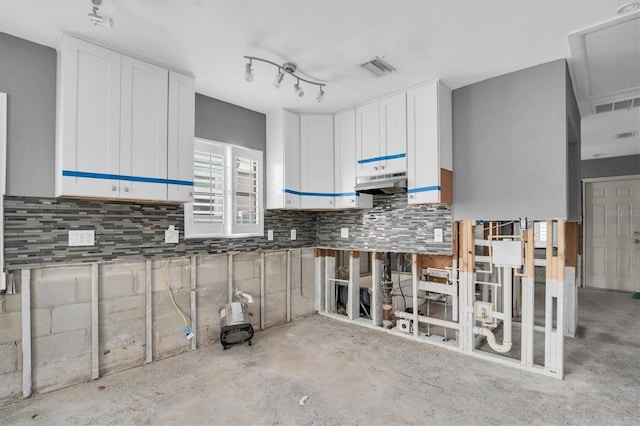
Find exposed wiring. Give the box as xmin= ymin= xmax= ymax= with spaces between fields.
xmin=397 ymin=253 xmax=407 ymax=311
xmin=162 ymin=259 xmax=189 ymax=327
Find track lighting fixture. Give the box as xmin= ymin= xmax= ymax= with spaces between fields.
xmin=88 ymin=0 xmax=113 ymax=28
xmin=244 ymin=55 xmax=326 ymax=100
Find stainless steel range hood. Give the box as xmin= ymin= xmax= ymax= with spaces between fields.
xmin=354 ymin=172 xmax=407 ymax=195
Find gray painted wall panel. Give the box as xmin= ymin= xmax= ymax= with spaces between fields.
xmin=452 ymin=59 xmax=568 ymax=220
xmin=0 ymin=32 xmax=56 ymax=197
xmin=195 ymin=94 xmax=265 ymax=151
xmin=581 ymin=154 xmax=640 ymax=179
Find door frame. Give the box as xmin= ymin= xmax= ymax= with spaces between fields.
xmin=581 ymin=174 xmax=640 ymax=288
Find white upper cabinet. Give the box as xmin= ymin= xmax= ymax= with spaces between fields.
xmin=266 ymin=110 xmax=301 ymax=209
xmin=356 ymin=92 xmax=407 ymax=177
xmin=119 ymin=56 xmax=168 ymax=201
xmin=167 ymin=71 xmax=195 ymax=202
xmin=300 ymin=115 xmax=335 ymax=209
xmin=56 ymin=35 xmax=195 ymax=203
xmin=56 ymin=36 xmax=121 ymax=198
xmin=379 ymin=92 xmax=407 ymax=174
xmin=406 ymin=80 xmax=452 ymax=205
xmin=334 ymin=109 xmax=372 ymax=209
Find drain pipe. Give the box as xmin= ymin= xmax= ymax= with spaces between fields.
xmin=474 ymin=267 xmax=512 ymax=353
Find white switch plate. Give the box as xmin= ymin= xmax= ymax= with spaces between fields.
xmin=434 ymin=228 xmax=443 ymax=243
xmin=341 ymin=227 xmax=349 ymax=239
xmin=69 ymin=230 xmax=95 ymax=247
xmin=267 ymin=230 xmax=274 ymax=241
xmin=165 ymin=226 xmax=179 ymax=244
xmin=290 ymin=229 xmax=296 ymax=240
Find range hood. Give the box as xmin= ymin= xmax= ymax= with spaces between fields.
xmin=354 ymin=172 xmax=407 ymax=195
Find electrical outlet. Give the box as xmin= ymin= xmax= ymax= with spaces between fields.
xmin=69 ymin=230 xmax=95 ymax=247
xmin=165 ymin=226 xmax=179 ymax=244
xmin=341 ymin=227 xmax=349 ymax=239
xmin=290 ymin=229 xmax=296 ymax=240
xmin=434 ymin=228 xmax=443 ymax=242
xmin=267 ymin=230 xmax=274 ymax=241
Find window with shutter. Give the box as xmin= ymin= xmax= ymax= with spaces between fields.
xmin=185 ymin=138 xmax=263 ymax=238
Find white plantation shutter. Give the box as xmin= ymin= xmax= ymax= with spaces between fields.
xmin=185 ymin=138 xmax=263 ymax=238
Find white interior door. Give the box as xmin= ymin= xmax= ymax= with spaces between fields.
xmin=585 ymin=177 xmax=640 ymax=291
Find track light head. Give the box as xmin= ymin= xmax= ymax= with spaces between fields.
xmin=245 ymin=61 xmax=253 ymax=82
xmin=88 ymin=0 xmax=113 ymax=28
xmin=273 ymin=70 xmax=284 ymax=88
xmin=294 ymin=81 xmax=304 ymax=97
xmin=316 ymin=87 xmax=325 ymax=102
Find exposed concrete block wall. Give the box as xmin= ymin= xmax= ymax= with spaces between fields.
xmin=99 ymin=261 xmax=146 ymax=375
xmin=232 ymin=253 xmax=262 ymax=331
xmin=195 ymin=254 xmax=228 ymax=345
xmin=264 ymin=251 xmax=288 ymax=328
xmin=30 ymin=265 xmax=92 ymax=395
xmin=0 ymin=249 xmax=319 ymax=403
xmin=0 ymin=291 xmax=22 ymax=400
xmin=151 ymin=258 xmax=193 ymax=360
xmin=290 ymin=249 xmax=316 ymax=319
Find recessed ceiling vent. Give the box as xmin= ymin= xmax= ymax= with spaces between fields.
xmin=614 ymin=131 xmax=637 ymax=139
xmin=360 ymin=56 xmax=397 ymax=78
xmin=594 ymin=97 xmax=640 ymax=114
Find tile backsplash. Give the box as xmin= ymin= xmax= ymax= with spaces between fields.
xmin=3 ymin=193 xmax=452 ymax=268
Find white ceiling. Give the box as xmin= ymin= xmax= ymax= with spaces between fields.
xmin=0 ymin=0 xmax=637 ymax=159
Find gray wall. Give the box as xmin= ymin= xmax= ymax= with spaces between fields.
xmin=452 ymin=59 xmax=568 ymax=220
xmin=195 ymin=94 xmax=265 ymax=151
xmin=0 ymin=32 xmax=56 ymax=197
xmin=581 ymin=154 xmax=640 ymax=179
xmin=566 ymin=66 xmax=582 ymax=221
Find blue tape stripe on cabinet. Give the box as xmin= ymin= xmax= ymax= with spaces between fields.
xmin=62 ymin=170 xmax=194 ymax=186
xmin=357 ymin=153 xmax=406 ymax=164
xmin=282 ymin=189 xmax=359 ymax=197
xmin=407 ymin=185 xmax=441 ymax=194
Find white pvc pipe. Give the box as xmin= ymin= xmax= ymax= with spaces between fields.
xmin=21 ymin=269 xmax=31 ymax=398
xmin=394 ymin=310 xmax=460 ymax=330
xmin=474 ymin=266 xmax=512 ymax=353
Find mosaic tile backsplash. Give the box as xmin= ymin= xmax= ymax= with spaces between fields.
xmin=316 ymin=194 xmax=453 ymax=254
xmin=3 ymin=193 xmax=452 ymax=268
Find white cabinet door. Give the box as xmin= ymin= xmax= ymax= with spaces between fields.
xmin=266 ymin=110 xmax=300 ymax=209
xmin=300 ymin=115 xmax=334 ymax=209
xmin=380 ymin=92 xmax=407 ymax=174
xmin=355 ymin=101 xmax=380 ymax=177
xmin=407 ymin=81 xmax=452 ymax=205
xmin=56 ymin=36 xmax=121 ymax=198
xmin=334 ymin=109 xmax=372 ymax=209
xmin=120 ymin=56 xmax=168 ymax=201
xmin=167 ymin=71 xmax=195 ymax=202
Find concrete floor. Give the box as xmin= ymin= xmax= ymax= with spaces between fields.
xmin=1 ymin=288 xmax=638 ymax=425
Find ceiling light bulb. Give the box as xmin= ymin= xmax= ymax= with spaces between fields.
xmin=294 ymin=81 xmax=304 ymax=97
xmin=316 ymin=87 xmax=325 ymax=102
xmin=273 ymin=70 xmax=284 ymax=88
xmin=245 ymin=62 xmax=253 ymax=82
xmin=88 ymin=11 xmax=113 ymax=27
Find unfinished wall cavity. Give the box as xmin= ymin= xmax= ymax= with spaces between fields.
xmin=0 ymin=249 xmax=316 ymax=403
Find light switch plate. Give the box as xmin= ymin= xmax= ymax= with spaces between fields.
xmin=341 ymin=227 xmax=349 ymax=239
xmin=434 ymin=228 xmax=443 ymax=242
xmin=69 ymin=230 xmax=95 ymax=247
xmin=267 ymin=230 xmax=274 ymax=241
xmin=290 ymin=229 xmax=296 ymax=240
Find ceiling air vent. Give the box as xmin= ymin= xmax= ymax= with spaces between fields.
xmin=360 ymin=56 xmax=397 ymax=78
xmin=614 ymin=131 xmax=637 ymax=139
xmin=594 ymin=97 xmax=640 ymax=114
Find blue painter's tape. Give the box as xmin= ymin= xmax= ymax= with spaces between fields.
xmin=407 ymin=185 xmax=441 ymax=194
xmin=62 ymin=170 xmax=194 ymax=186
xmin=282 ymin=189 xmax=360 ymax=197
xmin=357 ymin=153 xmax=406 ymax=164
